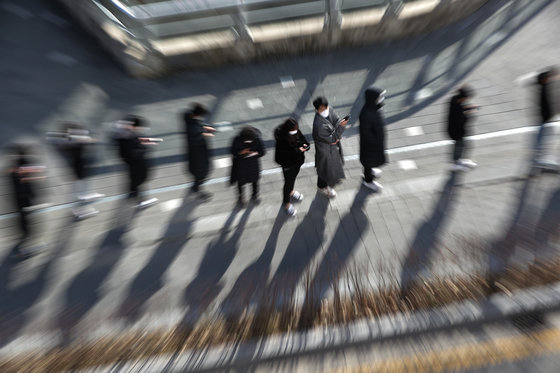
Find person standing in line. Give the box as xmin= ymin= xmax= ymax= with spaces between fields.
xmin=533 ymin=67 xmax=558 ymax=168
xmin=447 ymin=85 xmax=479 ymax=172
xmin=184 ymin=103 xmax=215 ymax=200
xmin=359 ymin=86 xmax=387 ymax=192
xmin=312 ymin=96 xmax=348 ymax=197
xmin=115 ymin=115 xmax=159 ymax=208
xmin=8 ymin=144 xmax=46 ymax=258
xmin=274 ymin=118 xmax=310 ymax=216
xmin=47 ymin=123 xmax=104 ymax=220
xmin=230 ymin=126 xmax=265 ymax=206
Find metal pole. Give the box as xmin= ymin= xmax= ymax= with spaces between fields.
xmin=324 ymin=0 xmax=342 ymax=30
xmin=234 ymin=0 xmax=252 ymax=41
xmin=383 ymin=0 xmax=404 ymax=20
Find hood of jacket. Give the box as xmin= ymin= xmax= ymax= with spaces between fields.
xmin=364 ymin=86 xmax=385 ymax=109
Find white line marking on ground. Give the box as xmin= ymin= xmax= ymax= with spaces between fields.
xmin=2 ymin=2 xmax=33 ymax=18
xmin=398 ymin=160 xmax=418 ymax=170
xmin=159 ymin=198 xmax=182 ymax=212
xmin=279 ymin=76 xmax=295 ymax=88
xmin=246 ymin=98 xmax=263 ymax=110
xmin=404 ymin=126 xmax=424 ymax=136
xmin=1 ymin=124 xmax=556 ymax=220
xmin=213 ymin=157 xmax=232 ymax=169
xmin=47 ymin=51 xmax=77 ymax=66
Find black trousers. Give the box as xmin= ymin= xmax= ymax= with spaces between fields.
xmin=128 ymin=162 xmax=148 ymax=198
xmin=238 ymin=181 xmax=258 ymax=199
xmin=282 ymin=165 xmax=301 ymax=204
xmin=452 ymin=139 xmax=466 ymax=162
xmin=363 ymin=166 xmax=377 ymax=183
xmin=317 ymin=177 xmax=328 ymax=189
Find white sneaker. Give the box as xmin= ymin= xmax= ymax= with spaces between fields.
xmin=318 ymin=187 xmax=336 ymax=198
xmin=362 ymin=180 xmax=383 ymax=192
xmin=291 ymin=191 xmax=303 ymax=202
xmin=286 ymin=204 xmax=297 ymax=217
xmin=371 ymin=168 xmax=383 ymax=178
xmin=458 ymin=159 xmax=477 ymax=168
xmin=450 ymin=163 xmax=469 ymax=172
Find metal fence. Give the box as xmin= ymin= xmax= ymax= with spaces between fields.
xmin=93 ymin=0 xmax=419 ymax=41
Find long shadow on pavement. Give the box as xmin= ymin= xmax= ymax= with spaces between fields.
xmin=400 ymin=171 xmax=461 ymax=292
xmin=297 ymin=186 xmax=372 ymax=328
xmin=220 ymin=207 xmax=286 ymax=316
xmin=266 ymin=194 xmax=330 ymax=308
xmin=57 ymin=200 xmax=137 ymax=340
xmin=117 ymin=192 xmax=199 ymax=322
xmin=0 ymin=215 xmax=76 ymax=348
xmin=182 ymin=203 xmax=254 ymax=325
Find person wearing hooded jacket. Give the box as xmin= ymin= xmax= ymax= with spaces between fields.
xmin=447 ymin=85 xmax=478 ymax=172
xmin=184 ymin=103 xmax=215 ymax=200
xmin=230 ymin=126 xmax=266 ymax=205
xmin=533 ymin=67 xmax=558 ymax=168
xmin=359 ymin=86 xmax=387 ymax=192
xmin=312 ymin=96 xmax=349 ymax=198
xmin=274 ymin=118 xmax=310 ymax=216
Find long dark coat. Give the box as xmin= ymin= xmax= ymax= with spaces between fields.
xmin=274 ymin=126 xmax=309 ymax=167
xmin=312 ymin=108 xmax=346 ymax=186
xmin=447 ymin=95 xmax=470 ymax=141
xmin=184 ymin=112 xmax=211 ymax=180
xmin=230 ymin=127 xmax=266 ymax=184
xmin=359 ymin=87 xmax=387 ymax=168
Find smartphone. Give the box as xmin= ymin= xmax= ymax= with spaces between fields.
xmin=343 ymin=114 xmax=351 ymax=121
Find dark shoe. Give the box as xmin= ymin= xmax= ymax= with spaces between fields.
xmin=251 ymin=194 xmax=260 ymax=205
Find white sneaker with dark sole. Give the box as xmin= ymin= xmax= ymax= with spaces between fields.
xmin=362 ymin=180 xmax=383 ymax=192
xmin=372 ymin=168 xmax=383 ymax=178
xmin=291 ymin=191 xmax=303 ymax=202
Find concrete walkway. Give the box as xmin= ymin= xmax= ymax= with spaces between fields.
xmin=0 ymin=0 xmax=560 ymax=369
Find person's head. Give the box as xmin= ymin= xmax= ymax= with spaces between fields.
xmin=365 ymin=86 xmax=386 ymax=108
xmin=313 ymin=96 xmax=329 ymax=113
xmin=123 ymin=115 xmax=144 ymax=128
xmin=191 ymin=103 xmax=209 ymax=118
xmin=457 ymin=85 xmax=474 ymax=102
xmin=240 ymin=126 xmax=258 ymax=143
xmin=282 ymin=118 xmax=299 ymax=135
xmin=537 ymin=67 xmax=558 ymax=85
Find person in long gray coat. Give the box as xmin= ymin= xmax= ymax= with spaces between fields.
xmin=312 ymin=96 xmax=348 ymax=198
xmin=359 ymin=86 xmax=387 ymax=192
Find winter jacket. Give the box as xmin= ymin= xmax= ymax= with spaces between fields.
xmin=274 ymin=126 xmax=309 ymax=167
xmin=230 ymin=127 xmax=266 ymax=185
xmin=184 ymin=112 xmax=211 ymax=180
xmin=359 ymin=86 xmax=387 ymax=168
xmin=312 ymin=108 xmax=346 ymax=186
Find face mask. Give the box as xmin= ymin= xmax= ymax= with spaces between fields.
xmin=319 ymin=108 xmax=329 ymax=118
xmin=288 ymin=130 xmax=298 ymax=135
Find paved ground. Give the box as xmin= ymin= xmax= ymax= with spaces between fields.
xmin=1 ymin=0 xmax=560 ymax=368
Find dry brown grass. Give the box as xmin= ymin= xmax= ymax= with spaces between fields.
xmin=2 ymin=257 xmax=560 ymax=373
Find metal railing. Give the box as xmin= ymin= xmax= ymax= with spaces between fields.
xmin=94 ymin=0 xmax=418 ymax=41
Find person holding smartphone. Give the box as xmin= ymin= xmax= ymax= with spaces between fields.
xmin=274 ymin=118 xmax=310 ymax=216
xmin=184 ymin=103 xmax=215 ymax=200
xmin=312 ymin=96 xmax=348 ymax=198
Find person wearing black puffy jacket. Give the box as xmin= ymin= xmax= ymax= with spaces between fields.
xmin=274 ymin=118 xmax=310 ymax=217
